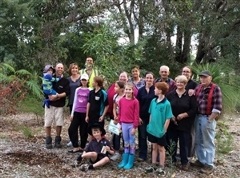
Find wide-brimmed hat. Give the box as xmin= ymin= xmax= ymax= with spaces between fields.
xmin=88 ymin=123 xmax=106 ymax=136
xmin=43 ymin=64 xmax=55 ymax=73
xmin=199 ymin=70 xmax=212 ymax=77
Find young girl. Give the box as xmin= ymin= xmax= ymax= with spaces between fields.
xmin=110 ymin=81 xmax=125 ymax=161
xmin=68 ymin=73 xmax=90 ymax=153
xmin=146 ymin=82 xmax=173 ymax=175
xmin=118 ymin=82 xmax=139 ymax=170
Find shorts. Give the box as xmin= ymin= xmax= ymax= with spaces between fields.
xmin=148 ymin=133 xmax=167 ymax=147
xmin=90 ymin=153 xmax=109 ymax=164
xmin=44 ymin=106 xmax=64 ymax=127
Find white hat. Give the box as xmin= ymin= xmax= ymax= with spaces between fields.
xmin=80 ymin=73 xmax=89 ymax=80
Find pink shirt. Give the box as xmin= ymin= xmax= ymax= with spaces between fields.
xmin=119 ymin=97 xmax=139 ymax=128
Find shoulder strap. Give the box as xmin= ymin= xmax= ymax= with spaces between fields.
xmin=206 ymin=83 xmax=216 ymax=115
xmin=195 ymin=84 xmax=203 ymax=97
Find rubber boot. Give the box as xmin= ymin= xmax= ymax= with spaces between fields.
xmin=118 ymin=153 xmax=129 ymax=168
xmin=124 ymin=154 xmax=135 ymax=170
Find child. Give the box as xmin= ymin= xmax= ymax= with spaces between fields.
xmin=145 ymin=82 xmax=173 ymax=175
xmin=42 ymin=64 xmax=59 ymax=108
xmin=77 ymin=123 xmax=114 ymax=171
xmin=85 ymin=76 xmax=109 ymax=131
xmin=68 ymin=73 xmax=91 ymax=153
xmin=110 ymin=81 xmax=125 ymax=161
xmin=118 ymin=82 xmax=139 ymax=170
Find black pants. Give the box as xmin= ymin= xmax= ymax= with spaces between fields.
xmin=138 ymin=118 xmax=149 ymax=160
xmin=68 ymin=112 xmax=88 ymax=149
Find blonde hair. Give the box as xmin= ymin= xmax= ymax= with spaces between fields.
xmin=175 ymin=75 xmax=188 ymax=84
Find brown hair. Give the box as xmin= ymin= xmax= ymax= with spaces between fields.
xmin=94 ymin=76 xmax=104 ymax=87
xmin=115 ymin=81 xmax=125 ymax=89
xmin=131 ymin=65 xmax=140 ymax=71
xmin=155 ymin=82 xmax=169 ymax=95
xmin=125 ymin=82 xmax=135 ymax=99
xmin=68 ymin=63 xmax=79 ymax=76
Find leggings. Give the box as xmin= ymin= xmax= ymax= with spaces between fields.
xmin=122 ymin=123 xmax=135 ymax=154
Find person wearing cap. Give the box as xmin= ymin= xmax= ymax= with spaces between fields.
xmin=76 ymin=123 xmax=114 ymax=172
xmin=80 ymin=57 xmax=100 ymax=89
xmin=42 ymin=64 xmax=60 ymax=108
xmin=67 ymin=73 xmax=91 ymax=153
xmin=191 ymin=70 xmax=222 ymax=174
xmin=44 ymin=63 xmax=70 ymax=149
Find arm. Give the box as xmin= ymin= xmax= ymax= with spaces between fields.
xmin=70 ymin=88 xmax=79 ymax=118
xmin=99 ymin=105 xmax=109 ymax=122
xmin=164 ymin=119 xmax=170 ymax=132
xmin=85 ymin=102 xmax=90 ymax=123
xmin=209 ymin=86 xmax=223 ymax=120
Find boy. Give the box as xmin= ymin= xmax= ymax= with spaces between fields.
xmin=77 ymin=123 xmax=114 ymax=171
xmin=42 ymin=64 xmax=59 ymax=108
xmin=145 ymin=82 xmax=173 ymax=175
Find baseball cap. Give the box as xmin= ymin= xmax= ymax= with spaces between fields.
xmin=43 ymin=64 xmax=55 ymax=73
xmin=199 ymin=70 xmax=212 ymax=77
xmin=80 ymin=73 xmax=89 ymax=80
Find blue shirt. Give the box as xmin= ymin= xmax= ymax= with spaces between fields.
xmin=147 ymin=98 xmax=173 ymax=138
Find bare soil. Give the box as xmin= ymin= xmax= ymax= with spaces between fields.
xmin=0 ymin=113 xmax=240 ymax=178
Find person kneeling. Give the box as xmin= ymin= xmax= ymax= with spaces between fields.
xmin=76 ymin=123 xmax=114 ymax=171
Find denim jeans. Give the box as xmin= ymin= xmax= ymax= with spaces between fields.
xmin=138 ymin=119 xmax=148 ymax=160
xmin=194 ymin=114 xmax=216 ymax=166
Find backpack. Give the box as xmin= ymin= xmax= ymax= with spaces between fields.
xmin=195 ymin=83 xmax=216 ymax=115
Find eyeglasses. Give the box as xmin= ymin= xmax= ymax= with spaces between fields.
xmin=182 ymin=71 xmax=190 ymax=73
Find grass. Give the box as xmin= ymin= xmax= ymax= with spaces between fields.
xmin=18 ymin=95 xmax=44 ymax=116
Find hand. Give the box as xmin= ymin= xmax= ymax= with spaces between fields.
xmin=131 ymin=128 xmax=136 ymax=135
xmin=172 ymin=117 xmax=178 ymax=125
xmin=139 ymin=118 xmax=143 ymax=125
xmin=85 ymin=116 xmax=89 ymax=123
xmin=105 ymin=146 xmax=110 ymax=152
xmin=48 ymin=95 xmax=58 ymax=101
xmin=188 ymin=89 xmax=195 ymax=96
xmin=114 ymin=116 xmax=119 ymax=124
xmin=69 ymin=116 xmax=73 ymax=121
xmin=177 ymin=114 xmax=184 ymax=120
xmin=99 ymin=116 xmax=104 ymax=122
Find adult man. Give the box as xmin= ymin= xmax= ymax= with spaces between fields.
xmin=80 ymin=57 xmax=99 ymax=89
xmin=192 ymin=71 xmax=222 ymax=174
xmin=155 ymin=65 xmax=175 ymax=93
xmin=44 ymin=63 xmax=70 ymax=149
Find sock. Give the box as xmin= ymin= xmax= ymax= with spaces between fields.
xmin=88 ymin=164 xmax=94 ymax=170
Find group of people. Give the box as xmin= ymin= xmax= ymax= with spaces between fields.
xmin=42 ymin=57 xmax=222 ymax=175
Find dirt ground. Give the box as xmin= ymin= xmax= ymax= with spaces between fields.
xmin=0 ymin=113 xmax=240 ymax=178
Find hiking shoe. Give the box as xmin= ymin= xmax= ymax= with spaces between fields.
xmin=110 ymin=152 xmax=121 ymax=161
xmin=145 ymin=164 xmax=157 ymax=173
xmin=80 ymin=164 xmax=89 ymax=172
xmin=137 ymin=157 xmax=145 ymax=162
xmin=190 ymin=160 xmax=204 ymax=168
xmin=181 ymin=162 xmax=190 ymax=171
xmin=156 ymin=167 xmax=166 ymax=176
xmin=45 ymin=136 xmax=52 ymax=149
xmin=54 ymin=136 xmax=62 ymax=148
xmin=200 ymin=165 xmax=214 ymax=174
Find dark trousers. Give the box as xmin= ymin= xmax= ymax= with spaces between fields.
xmin=167 ymin=129 xmax=190 ymax=165
xmin=112 ymin=133 xmax=122 ymax=151
xmin=138 ymin=119 xmax=149 ymax=160
xmin=68 ymin=112 xmax=88 ymax=149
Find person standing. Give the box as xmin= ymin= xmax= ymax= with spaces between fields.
xmin=44 ymin=63 xmax=70 ymax=149
xmin=137 ymin=72 xmax=155 ymax=161
xmin=191 ymin=71 xmax=222 ymax=175
xmin=80 ymin=57 xmax=99 ymax=89
xmin=129 ymin=65 xmax=145 ymax=90
xmin=166 ymin=75 xmax=197 ymax=171
xmin=118 ymin=83 xmax=139 ymax=170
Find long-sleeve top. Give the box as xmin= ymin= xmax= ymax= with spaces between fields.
xmin=71 ymin=87 xmax=90 ymax=117
xmin=137 ymin=85 xmax=155 ymax=119
xmin=155 ymin=77 xmax=176 ymax=93
xmin=166 ymin=90 xmax=197 ymax=132
xmin=42 ymin=73 xmax=59 ymax=94
xmin=118 ymin=97 xmax=139 ymax=128
xmin=185 ymin=79 xmax=198 ymax=91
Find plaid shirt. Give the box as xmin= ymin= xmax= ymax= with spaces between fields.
xmin=155 ymin=78 xmax=176 ymax=93
xmin=195 ymin=83 xmax=222 ymax=115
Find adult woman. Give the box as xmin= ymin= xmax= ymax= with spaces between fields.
xmin=137 ymin=72 xmax=155 ymax=161
xmin=166 ymin=75 xmax=197 ymax=171
xmin=129 ymin=65 xmax=145 ymax=90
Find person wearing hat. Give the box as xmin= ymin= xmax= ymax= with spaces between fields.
xmin=191 ymin=70 xmax=222 ymax=174
xmin=76 ymin=123 xmax=114 ymax=172
xmin=42 ymin=64 xmax=59 ymax=108
xmin=67 ymin=73 xmax=91 ymax=153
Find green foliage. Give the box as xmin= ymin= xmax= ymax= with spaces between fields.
xmin=18 ymin=95 xmax=43 ymax=115
xmin=18 ymin=125 xmax=34 ymax=139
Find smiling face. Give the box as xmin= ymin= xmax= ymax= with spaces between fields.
xmin=124 ymin=84 xmax=134 ymax=98
xmin=70 ymin=64 xmax=79 ymax=75
xmin=145 ymin=73 xmax=154 ymax=86
xmin=200 ymin=75 xmax=212 ymax=86
xmin=159 ymin=66 xmax=170 ymax=80
xmin=55 ymin=63 xmax=64 ymax=77
xmin=119 ymin=72 xmax=128 ymax=83
xmin=131 ymin=67 xmax=140 ymax=79
xmin=175 ymin=75 xmax=187 ymax=90
xmin=182 ymin=67 xmax=192 ymax=80
xmin=92 ymin=128 xmax=102 ymax=140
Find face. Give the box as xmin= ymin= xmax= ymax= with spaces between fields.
xmin=125 ymin=85 xmax=133 ymax=97
xmin=114 ymin=83 xmax=120 ymax=93
xmin=200 ymin=76 xmax=212 ymax=86
xmin=81 ymin=79 xmax=88 ymax=86
xmin=154 ymin=87 xmax=161 ymax=95
xmin=92 ymin=129 xmax=101 ymax=139
xmin=176 ymin=80 xmax=186 ymax=90
xmin=71 ymin=65 xmax=79 ymax=75
xmin=85 ymin=57 xmax=94 ymax=68
xmin=159 ymin=67 xmax=169 ymax=79
xmin=55 ymin=63 xmax=64 ymax=77
xmin=119 ymin=73 xmax=128 ymax=83
xmin=131 ymin=68 xmax=140 ymax=78
xmin=182 ymin=67 xmax=191 ymax=80
xmin=145 ymin=73 xmax=154 ymax=86
xmin=47 ymin=69 xmax=53 ymax=74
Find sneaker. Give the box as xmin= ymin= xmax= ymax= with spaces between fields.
xmin=67 ymin=141 xmax=72 ymax=147
xmin=137 ymin=157 xmax=145 ymax=162
xmin=155 ymin=167 xmax=166 ymax=176
xmin=80 ymin=164 xmax=89 ymax=172
xmin=145 ymin=164 xmax=157 ymax=173
xmin=200 ymin=165 xmax=214 ymax=174
xmin=190 ymin=160 xmax=204 ymax=168
xmin=110 ymin=152 xmax=121 ymax=161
